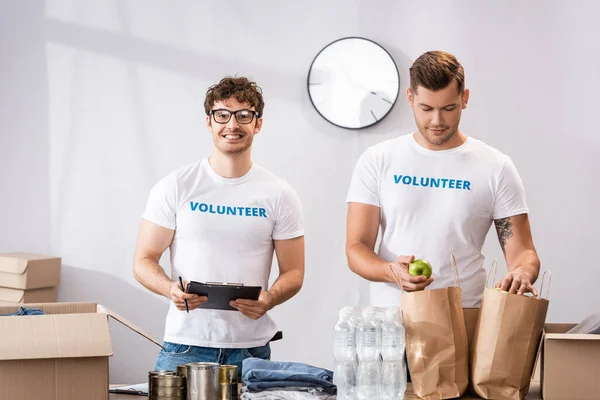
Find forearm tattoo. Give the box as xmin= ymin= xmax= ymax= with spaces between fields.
xmin=494 ymin=217 xmax=514 ymax=249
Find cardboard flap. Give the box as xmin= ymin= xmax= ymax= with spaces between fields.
xmin=97 ymin=305 xmax=164 ymax=349
xmin=0 ymin=287 xmax=25 ymax=302
xmin=546 ymin=333 xmax=600 ymax=341
xmin=0 ymin=313 xmax=113 ymax=360
xmin=0 ymin=253 xmax=30 ymax=274
xmin=0 ymin=253 xmax=61 ymax=277
xmin=544 ymin=323 xmax=577 ymax=333
xmin=531 ymin=330 xmax=545 ymax=380
xmin=544 ymin=323 xmax=600 ymax=341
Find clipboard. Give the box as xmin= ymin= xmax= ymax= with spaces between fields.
xmin=109 ymin=383 xmax=148 ymax=396
xmin=186 ymin=281 xmax=262 ymax=311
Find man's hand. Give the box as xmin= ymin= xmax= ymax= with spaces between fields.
xmin=168 ymin=280 xmax=207 ymax=311
xmin=390 ymin=255 xmax=434 ymax=292
xmin=495 ymin=268 xmax=538 ymax=296
xmin=230 ymin=290 xmax=275 ymax=320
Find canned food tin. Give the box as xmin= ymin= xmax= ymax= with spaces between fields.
xmin=218 ymin=365 xmax=238 ymax=400
xmin=186 ymin=362 xmax=220 ymax=400
xmin=218 ymin=365 xmax=238 ymax=384
xmin=218 ymin=383 xmax=238 ymax=400
xmin=177 ymin=364 xmax=188 ymax=378
xmin=150 ymin=375 xmax=185 ymax=399
xmin=148 ymin=370 xmax=177 ymax=398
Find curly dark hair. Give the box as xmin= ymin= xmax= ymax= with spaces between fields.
xmin=409 ymin=51 xmax=465 ymax=93
xmin=204 ymin=76 xmax=265 ymax=117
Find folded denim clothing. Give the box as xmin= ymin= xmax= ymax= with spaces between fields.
xmin=242 ymin=386 xmax=326 ymax=393
xmin=242 ymin=358 xmax=335 ymax=395
xmin=240 ymin=389 xmax=335 ymax=400
xmin=0 ymin=307 xmax=46 ymax=316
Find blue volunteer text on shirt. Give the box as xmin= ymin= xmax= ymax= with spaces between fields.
xmin=394 ymin=174 xmax=471 ymax=190
xmin=190 ymin=202 xmax=267 ymax=217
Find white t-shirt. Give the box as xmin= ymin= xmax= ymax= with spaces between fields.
xmin=142 ymin=159 xmax=304 ymax=348
xmin=346 ymin=134 xmax=529 ymax=307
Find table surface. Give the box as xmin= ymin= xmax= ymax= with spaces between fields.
xmin=403 ymin=381 xmax=541 ymax=399
xmin=110 ymin=381 xmax=542 ymax=399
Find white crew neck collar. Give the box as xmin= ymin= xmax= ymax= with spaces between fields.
xmin=409 ymin=133 xmax=471 ymax=156
xmin=202 ymin=158 xmax=254 ymax=185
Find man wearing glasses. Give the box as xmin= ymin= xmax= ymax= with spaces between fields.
xmin=134 ymin=77 xmax=305 ymax=375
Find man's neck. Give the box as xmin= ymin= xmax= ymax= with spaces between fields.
xmin=208 ymin=150 xmax=252 ymax=179
xmin=414 ymin=130 xmax=467 ymax=151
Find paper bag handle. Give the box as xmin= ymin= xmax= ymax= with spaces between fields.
xmin=486 ymin=260 xmax=551 ymax=299
xmin=485 ymin=258 xmax=498 ymax=288
xmin=450 ymin=254 xmax=461 ymax=289
xmin=389 ymin=263 xmax=405 ymax=294
xmin=539 ymin=269 xmax=552 ymax=299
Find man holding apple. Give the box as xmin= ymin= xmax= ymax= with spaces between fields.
xmin=345 ymin=50 xmax=541 ymax=309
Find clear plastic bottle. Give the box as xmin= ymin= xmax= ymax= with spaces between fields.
xmin=374 ymin=307 xmax=386 ymax=361
xmin=356 ymin=308 xmax=381 ymax=399
xmin=343 ymin=306 xmax=361 ymax=329
xmin=333 ymin=308 xmax=357 ymax=399
xmin=380 ymin=307 xmax=406 ymax=400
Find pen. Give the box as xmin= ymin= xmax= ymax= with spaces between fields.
xmin=179 ymin=276 xmax=189 ymax=313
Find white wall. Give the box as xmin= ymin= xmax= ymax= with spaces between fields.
xmin=1 ymin=0 xmax=599 ymax=384
xmin=0 ymin=1 xmax=51 ymax=254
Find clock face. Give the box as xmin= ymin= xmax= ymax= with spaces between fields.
xmin=307 ymin=37 xmax=400 ymax=129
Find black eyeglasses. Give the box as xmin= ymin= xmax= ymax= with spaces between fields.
xmin=210 ymin=109 xmax=259 ymax=124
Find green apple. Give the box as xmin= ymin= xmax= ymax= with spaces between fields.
xmin=408 ymin=259 xmax=432 ymax=278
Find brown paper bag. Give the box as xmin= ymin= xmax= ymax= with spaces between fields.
xmin=470 ymin=263 xmax=551 ymax=400
xmin=463 ymin=308 xmax=480 ymax=350
xmin=463 ymin=307 xmax=481 ymax=397
xmin=392 ymin=255 xmax=469 ymax=400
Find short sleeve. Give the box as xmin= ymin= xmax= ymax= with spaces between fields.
xmin=492 ymin=158 xmax=529 ymax=219
xmin=142 ymin=173 xmax=178 ymax=230
xmin=272 ymin=182 xmax=304 ymax=240
xmin=346 ymin=147 xmax=381 ymax=206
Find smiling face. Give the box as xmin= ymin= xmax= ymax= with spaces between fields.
xmin=407 ymin=81 xmax=469 ymax=150
xmin=206 ymin=97 xmax=263 ymax=156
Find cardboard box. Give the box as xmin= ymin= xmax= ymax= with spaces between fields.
xmin=0 ymin=286 xmax=58 ymax=303
xmin=540 ymin=323 xmax=600 ymax=400
xmin=0 ymin=253 xmax=61 ymax=290
xmin=0 ymin=302 xmax=162 ymax=400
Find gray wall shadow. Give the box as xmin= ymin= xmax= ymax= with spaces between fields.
xmin=43 ymin=14 xmax=304 ymax=235
xmin=43 ymin=17 xmax=301 ymax=104
xmin=0 ymin=1 xmax=50 ymax=252
xmin=58 ymin=265 xmax=169 ymax=384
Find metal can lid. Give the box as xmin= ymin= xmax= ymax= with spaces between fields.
xmin=186 ymin=362 xmax=220 ymax=371
xmin=149 ymin=370 xmax=176 ymax=377
xmin=176 ymin=364 xmax=188 ymax=377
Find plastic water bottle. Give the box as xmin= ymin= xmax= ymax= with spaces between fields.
xmin=333 ymin=307 xmax=357 ymax=399
xmin=362 ymin=306 xmax=383 ymax=354
xmin=356 ymin=308 xmax=381 ymax=399
xmin=380 ymin=307 xmax=406 ymax=400
xmin=374 ymin=307 xmax=386 ymax=360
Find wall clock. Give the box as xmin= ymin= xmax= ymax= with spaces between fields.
xmin=307 ymin=37 xmax=400 ymax=129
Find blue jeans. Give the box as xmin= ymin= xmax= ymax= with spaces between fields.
xmin=155 ymin=341 xmax=271 ymax=380
xmin=242 ymin=358 xmax=336 ymax=394
xmin=0 ymin=307 xmax=45 ymax=316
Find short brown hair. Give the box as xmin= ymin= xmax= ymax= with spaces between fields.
xmin=204 ymin=76 xmax=265 ymax=117
xmin=409 ymin=51 xmax=465 ymax=93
